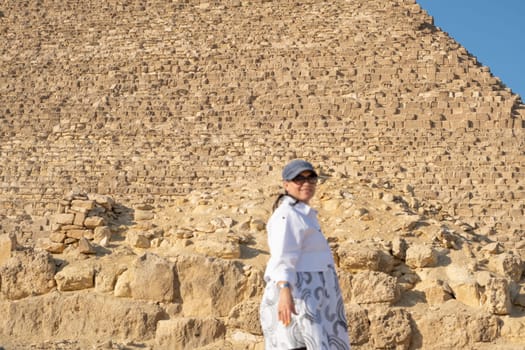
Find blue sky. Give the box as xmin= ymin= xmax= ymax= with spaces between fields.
xmin=417 ymin=0 xmax=525 ymax=100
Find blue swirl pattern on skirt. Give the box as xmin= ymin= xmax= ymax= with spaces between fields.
xmin=260 ymin=265 xmax=351 ymax=349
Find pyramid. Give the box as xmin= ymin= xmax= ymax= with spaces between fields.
xmin=1 ymin=0 xmax=524 ymax=236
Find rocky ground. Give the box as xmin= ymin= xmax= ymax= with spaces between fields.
xmin=0 ymin=174 xmax=524 ymax=349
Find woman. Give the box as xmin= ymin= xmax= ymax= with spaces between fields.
xmin=260 ymin=159 xmax=351 ymax=350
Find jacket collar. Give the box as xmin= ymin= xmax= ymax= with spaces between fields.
xmin=282 ymin=195 xmax=315 ymax=215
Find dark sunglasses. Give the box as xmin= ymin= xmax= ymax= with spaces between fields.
xmin=291 ymin=174 xmax=319 ymax=185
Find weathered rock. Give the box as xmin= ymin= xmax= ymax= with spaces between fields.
xmin=84 ymin=216 xmax=106 ymax=228
xmin=405 ymin=244 xmax=438 ymax=268
xmin=0 ymin=248 xmax=56 ymax=299
xmin=488 ymin=253 xmax=523 ymax=282
xmin=345 ymin=303 xmax=370 ymax=345
xmin=195 ymin=238 xmax=241 ymax=259
xmin=228 ymin=300 xmax=262 ymax=335
xmin=0 ymin=233 xmax=17 ymax=266
xmin=349 ymin=271 xmax=400 ymax=305
xmin=117 ymin=253 xmax=175 ymax=303
xmin=78 ymin=237 xmax=96 ymax=254
xmin=93 ymin=226 xmax=112 ymax=244
xmin=369 ymin=307 xmax=412 ymax=350
xmin=175 ymin=255 xmax=247 ymax=317
xmin=155 ymin=317 xmax=226 ymax=350
xmin=337 ymin=241 xmax=394 ymax=273
xmin=126 ymin=231 xmax=151 ymax=248
xmin=55 ymin=261 xmax=95 ymax=291
xmin=54 ymin=214 xmax=75 ymax=225
xmin=482 ymin=277 xmax=512 ymax=315
xmin=0 ymin=291 xmax=164 ymax=345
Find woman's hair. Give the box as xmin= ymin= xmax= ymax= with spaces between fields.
xmin=271 ymin=192 xmax=299 ymax=211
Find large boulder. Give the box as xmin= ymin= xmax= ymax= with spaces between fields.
xmin=174 ymin=255 xmax=248 ymax=317
xmin=114 ymin=253 xmax=176 ymax=303
xmin=155 ymin=317 xmax=226 ymax=350
xmin=349 ymin=271 xmax=400 ymax=305
xmin=0 ymin=248 xmax=56 ymax=300
xmin=0 ymin=291 xmax=165 ymax=345
xmin=55 ymin=261 xmax=95 ymax=291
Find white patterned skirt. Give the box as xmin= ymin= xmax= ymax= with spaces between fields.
xmin=260 ymin=265 xmax=351 ymax=350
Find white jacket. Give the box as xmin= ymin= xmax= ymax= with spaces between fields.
xmin=263 ymin=195 xmax=334 ymax=284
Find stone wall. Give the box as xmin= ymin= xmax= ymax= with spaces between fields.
xmin=1 ymin=0 xmax=524 ymax=232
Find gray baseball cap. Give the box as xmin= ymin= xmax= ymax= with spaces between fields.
xmin=282 ymin=159 xmax=318 ymax=180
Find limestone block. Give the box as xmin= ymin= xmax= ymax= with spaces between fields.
xmin=488 ymin=253 xmax=523 ymax=282
xmin=95 ymin=264 xmax=128 ymax=293
xmin=369 ymin=308 xmax=412 ymax=350
xmin=482 ymin=278 xmax=512 ymax=315
xmin=0 ymin=292 xmax=163 ymax=343
xmin=0 ymin=248 xmax=56 ymax=300
xmin=0 ymin=233 xmax=16 ymax=266
xmin=449 ymin=279 xmax=481 ymax=308
xmin=125 ymin=253 xmax=175 ymax=303
xmin=88 ymin=193 xmax=114 ymax=210
xmin=345 ymin=303 xmax=370 ymax=345
xmin=70 ymin=199 xmax=95 ymax=211
xmin=55 ymin=262 xmax=95 ymax=292
xmin=41 ymin=241 xmax=65 ymax=254
xmin=114 ymin=269 xmax=132 ymax=298
xmin=155 ymin=318 xmax=226 ymax=350
xmin=405 ymin=244 xmax=438 ymax=268
xmin=350 ymin=271 xmax=400 ymax=305
xmin=337 ymin=241 xmax=394 ymax=273
xmin=84 ymin=216 xmax=105 ymax=229
xmin=391 ymin=237 xmax=408 ymax=261
xmin=126 ymin=231 xmax=150 ymax=248
xmin=175 ymin=255 xmax=247 ymax=317
xmin=78 ymin=237 xmax=96 ymax=254
xmin=66 ymin=229 xmax=93 ymax=240
xmin=49 ymin=231 xmax=66 ymax=243
xmin=54 ymin=213 xmax=74 ymax=225
xmin=73 ymin=212 xmax=86 ymax=226
xmin=134 ymin=209 xmax=154 ymax=221
xmin=195 ymin=239 xmax=241 ymax=259
xmin=93 ymin=226 xmax=112 ymax=244
xmin=419 ymin=279 xmax=453 ymax=305
xmin=227 ymin=300 xmax=262 ymax=335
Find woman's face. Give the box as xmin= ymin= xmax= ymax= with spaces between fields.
xmin=283 ymin=170 xmax=318 ymax=204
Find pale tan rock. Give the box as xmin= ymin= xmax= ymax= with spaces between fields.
xmin=155 ymin=317 xmax=226 ymax=350
xmin=419 ymin=279 xmax=453 ymax=305
xmin=134 ymin=209 xmax=154 ymax=221
xmin=0 ymin=291 xmax=164 ymax=345
xmin=84 ymin=216 xmax=105 ymax=228
xmin=55 ymin=262 xmax=95 ymax=291
xmin=482 ymin=278 xmax=512 ymax=315
xmin=405 ymin=244 xmax=438 ymax=268
xmin=350 ymin=271 xmax=400 ymax=305
xmin=249 ymin=219 xmax=266 ymax=231
xmin=73 ymin=212 xmax=86 ymax=226
xmin=78 ymin=237 xmax=96 ymax=254
xmin=345 ymin=303 xmax=370 ymax=345
xmin=0 ymin=248 xmax=56 ymax=299
xmin=337 ymin=241 xmax=394 ymax=273
xmin=175 ymin=255 xmax=247 ymax=317
xmin=71 ymin=199 xmax=95 ymax=211
xmin=54 ymin=213 xmax=75 ymax=225
xmin=195 ymin=239 xmax=241 ymax=259
xmin=488 ymin=253 xmax=523 ymax=282
xmin=227 ymin=300 xmax=262 ymax=335
xmin=95 ymin=264 xmax=128 ymax=293
xmin=391 ymin=237 xmax=408 ymax=260
xmin=66 ymin=229 xmax=93 ymax=240
xmin=126 ymin=231 xmax=150 ymax=248
xmin=126 ymin=253 xmax=175 ymax=302
xmin=114 ymin=269 xmax=132 ymax=298
xmin=42 ymin=241 xmax=66 ymax=254
xmin=0 ymin=233 xmax=16 ymax=266
xmin=450 ymin=281 xmax=481 ymax=308
xmin=49 ymin=231 xmax=66 ymax=243
xmin=93 ymin=226 xmax=112 ymax=244
xmin=369 ymin=307 xmax=412 ymax=350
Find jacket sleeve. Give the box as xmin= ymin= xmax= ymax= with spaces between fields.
xmin=265 ymin=208 xmax=303 ymax=284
